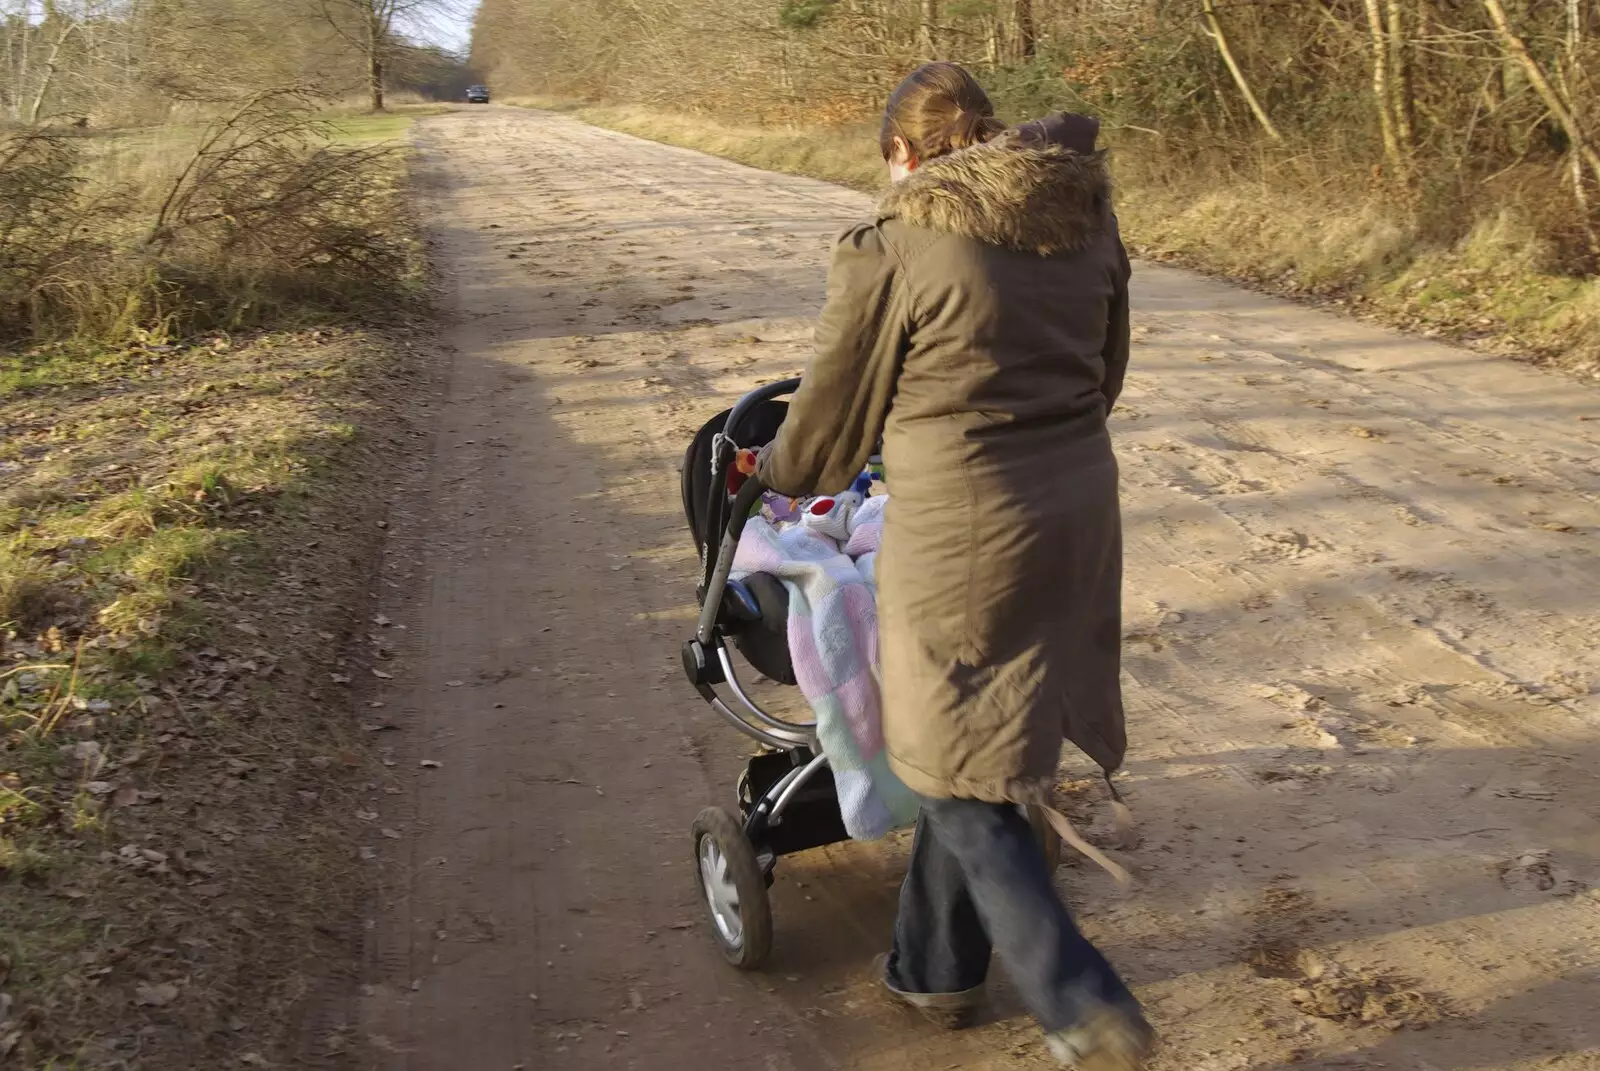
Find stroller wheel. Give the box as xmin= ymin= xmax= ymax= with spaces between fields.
xmin=691 ymin=807 xmax=773 ymax=969
xmin=1025 ymin=804 xmax=1064 ymax=873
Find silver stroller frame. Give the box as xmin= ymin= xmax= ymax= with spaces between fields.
xmin=681 ymin=378 xmax=850 ymax=969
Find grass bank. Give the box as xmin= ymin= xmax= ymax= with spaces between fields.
xmin=1 ymin=106 xmax=434 ymax=1067
xmin=511 ymin=97 xmax=1600 ymax=382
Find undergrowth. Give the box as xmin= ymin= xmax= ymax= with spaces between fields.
xmin=0 ymin=88 xmax=417 ymax=348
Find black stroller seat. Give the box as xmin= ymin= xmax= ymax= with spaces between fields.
xmin=682 ymin=399 xmax=797 ymax=686
xmin=722 ymin=571 xmax=794 ymax=685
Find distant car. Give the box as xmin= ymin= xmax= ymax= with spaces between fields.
xmin=466 ymin=85 xmax=490 ymax=104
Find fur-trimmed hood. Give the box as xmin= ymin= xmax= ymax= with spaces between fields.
xmin=877 ymin=112 xmax=1112 ymax=256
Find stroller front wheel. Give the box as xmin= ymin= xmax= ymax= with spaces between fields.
xmin=691 ymin=807 xmax=773 ymax=969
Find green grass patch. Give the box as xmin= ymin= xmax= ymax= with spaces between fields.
xmin=327 ymin=104 xmax=451 ymax=145
xmin=0 ymin=318 xmax=419 ymax=1063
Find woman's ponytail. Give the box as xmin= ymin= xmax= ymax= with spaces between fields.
xmin=944 ymin=108 xmax=1007 ymax=154
xmin=879 ymin=62 xmax=1002 ymax=163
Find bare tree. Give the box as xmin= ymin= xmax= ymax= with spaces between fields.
xmin=1563 ymin=0 xmax=1599 ymax=257
xmin=26 ymin=12 xmax=77 ymax=123
xmin=1200 ymin=0 xmax=1281 ymax=141
xmin=1017 ymin=0 xmax=1036 ymax=60
xmin=919 ymin=0 xmax=938 ymax=59
xmin=4 ymin=0 xmax=36 ymax=122
xmin=1384 ymin=0 xmax=1415 ymax=158
xmin=314 ymin=0 xmax=448 ymax=110
xmin=1362 ymin=0 xmax=1404 ymax=173
xmin=1482 ymin=0 xmax=1600 ymax=190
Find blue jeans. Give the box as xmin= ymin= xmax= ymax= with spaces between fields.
xmin=885 ymin=797 xmax=1139 ymax=1033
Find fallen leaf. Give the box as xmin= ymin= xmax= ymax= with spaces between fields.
xmin=371 ymin=669 xmax=394 ymax=680
xmin=419 ymin=759 xmax=442 ymax=769
xmin=134 ymin=982 xmax=180 ymax=1007
xmin=112 ymin=782 xmax=140 ymax=808
xmin=380 ymin=828 xmax=402 ymax=839
xmin=445 ymin=680 xmax=464 ymax=688
xmin=359 ymin=846 xmax=377 ymax=860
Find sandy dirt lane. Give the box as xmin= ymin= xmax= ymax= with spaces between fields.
xmin=349 ymin=106 xmax=1600 ymax=1071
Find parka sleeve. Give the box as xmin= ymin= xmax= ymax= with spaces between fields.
xmin=757 ymin=222 xmax=909 ymax=497
xmin=1100 ymin=226 xmax=1133 ymax=410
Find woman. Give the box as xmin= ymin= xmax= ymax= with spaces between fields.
xmin=756 ymin=63 xmax=1152 ymax=1069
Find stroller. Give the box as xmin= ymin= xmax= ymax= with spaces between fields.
xmin=679 ymin=379 xmax=1061 ymax=969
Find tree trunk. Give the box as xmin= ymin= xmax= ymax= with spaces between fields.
xmin=919 ymin=0 xmax=938 ymax=59
xmin=1200 ymin=0 xmax=1282 ymax=141
xmin=1482 ymin=0 xmax=1600 ymax=189
xmin=1017 ymin=0 xmax=1036 ymax=60
xmin=371 ymin=53 xmax=385 ymax=111
xmin=26 ymin=18 xmax=75 ymax=125
xmin=1561 ymin=0 xmax=1599 ymax=258
xmin=1363 ymin=0 xmax=1403 ymax=172
xmin=367 ymin=8 xmax=385 ymax=111
xmin=1385 ymin=0 xmax=1415 ymax=155
xmin=15 ymin=0 xmax=31 ymax=123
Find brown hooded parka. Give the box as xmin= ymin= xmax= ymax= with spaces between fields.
xmin=758 ymin=113 xmax=1131 ymax=807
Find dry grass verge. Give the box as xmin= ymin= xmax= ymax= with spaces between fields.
xmin=0 ymin=323 xmax=434 ymax=1069
xmin=1 ymin=106 xmax=435 ymax=1069
xmin=510 ymin=98 xmax=1600 ymax=382
xmin=1 ymin=90 xmax=415 ymax=349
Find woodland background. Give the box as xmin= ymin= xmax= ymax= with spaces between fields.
xmin=470 ymin=0 xmax=1600 ymax=369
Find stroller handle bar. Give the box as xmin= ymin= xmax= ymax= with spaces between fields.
xmin=696 ymin=470 xmax=769 ymax=646
xmin=684 ymin=377 xmax=819 ymax=751
xmin=696 ymin=377 xmax=802 ymax=631
xmin=725 ymin=377 xmax=801 ymax=449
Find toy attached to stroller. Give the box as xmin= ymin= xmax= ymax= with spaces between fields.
xmin=679 ymin=379 xmax=1060 ymax=969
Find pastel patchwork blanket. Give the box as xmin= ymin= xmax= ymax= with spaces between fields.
xmin=731 ymin=493 xmax=918 ymax=840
